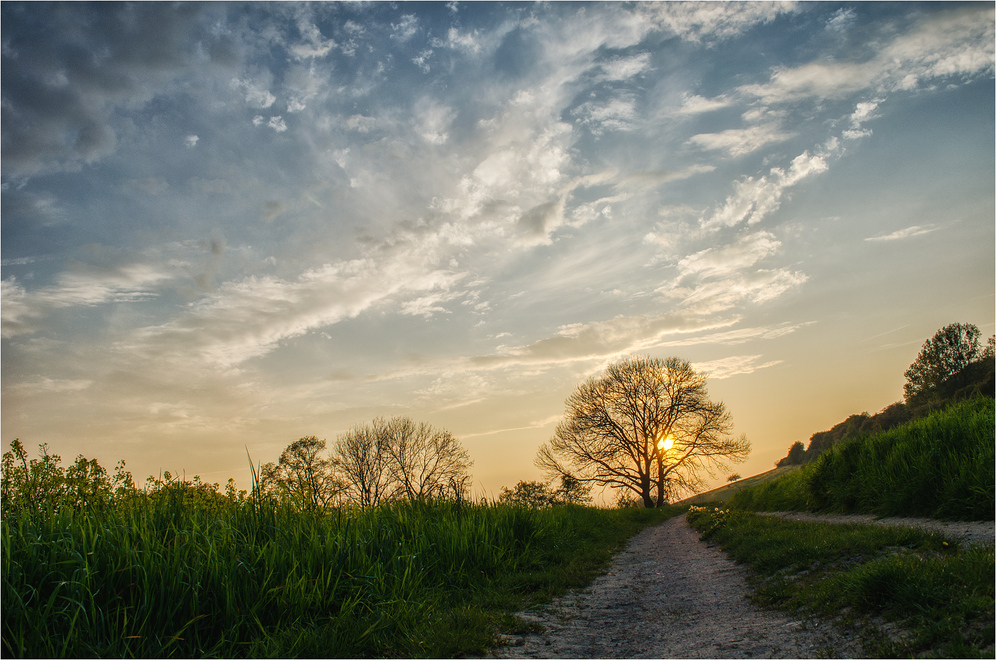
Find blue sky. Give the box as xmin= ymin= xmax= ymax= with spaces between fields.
xmin=2 ymin=2 xmax=993 ymax=498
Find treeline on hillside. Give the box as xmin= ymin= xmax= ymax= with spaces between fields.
xmin=777 ymin=322 xmax=994 ymax=467
xmin=733 ymin=396 xmax=994 ymax=520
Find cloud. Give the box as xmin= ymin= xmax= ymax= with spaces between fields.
xmin=467 ymin=314 xmax=737 ymax=371
xmin=185 ymin=135 xmax=199 ymax=148
xmin=692 ymin=354 xmax=782 ymax=379
xmin=740 ymin=5 xmax=994 ymax=104
xmin=647 ymin=2 xmax=797 ymax=43
xmin=2 ymin=260 xmax=177 ymax=338
xmin=663 ymin=268 xmax=809 ymax=315
xmin=231 ymin=77 xmax=277 ymax=108
xmin=126 ymin=249 xmax=466 ymax=370
xmin=675 ymin=93 xmax=733 ymax=115
xmin=702 ymin=151 xmax=829 ymax=229
xmin=676 ymin=231 xmax=782 ymax=280
xmin=865 ymin=225 xmax=939 ymax=242
xmin=687 ymin=123 xmax=793 ymax=157
xmin=390 ymin=14 xmax=419 ymax=42
xmin=0 ymin=3 xmax=235 ymax=176
xmin=572 ymin=94 xmax=639 ymax=135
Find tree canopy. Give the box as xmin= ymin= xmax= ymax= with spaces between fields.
xmin=536 ymin=356 xmax=749 ymax=508
xmin=904 ymin=322 xmax=994 ymax=408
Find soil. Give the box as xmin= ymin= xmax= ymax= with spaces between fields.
xmin=490 ymin=512 xmax=995 ymax=659
xmin=490 ymin=515 xmax=862 ymax=659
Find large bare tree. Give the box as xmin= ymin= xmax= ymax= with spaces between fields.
xmin=536 ymin=356 xmax=750 ymax=507
xmin=331 ymin=424 xmax=392 ymax=508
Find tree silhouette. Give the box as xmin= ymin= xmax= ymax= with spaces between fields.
xmin=536 ymin=356 xmax=750 ymax=508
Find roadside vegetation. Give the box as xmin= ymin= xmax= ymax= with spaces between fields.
xmin=731 ymin=396 xmax=994 ymax=520
xmin=687 ymin=323 xmax=995 ymax=657
xmin=687 ymin=508 xmax=994 ymax=657
xmin=1 ymin=439 xmax=682 ymax=658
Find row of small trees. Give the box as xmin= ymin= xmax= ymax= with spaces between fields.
xmin=258 ymin=417 xmax=472 ymax=509
xmin=777 ymin=322 xmax=995 ymax=467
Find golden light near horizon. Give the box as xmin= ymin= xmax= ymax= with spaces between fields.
xmin=0 ymin=2 xmax=992 ymax=501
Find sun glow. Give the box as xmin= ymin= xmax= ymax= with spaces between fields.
xmin=658 ymin=434 xmax=674 ymax=451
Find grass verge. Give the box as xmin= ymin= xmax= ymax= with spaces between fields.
xmin=2 ymin=498 xmax=682 ymax=658
xmin=730 ymin=396 xmax=994 ymax=520
xmin=687 ymin=507 xmax=995 ymax=657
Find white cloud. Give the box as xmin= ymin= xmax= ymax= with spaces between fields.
xmin=2 ymin=262 xmax=176 ymax=338
xmin=687 ymin=123 xmax=793 ymax=157
xmin=693 ymin=354 xmax=782 ymax=380
xmin=185 ymin=135 xmax=199 ymax=148
xmin=740 ymin=5 xmax=994 ymax=103
xmin=391 ymin=14 xmax=419 ymax=42
xmin=675 ymin=93 xmax=733 ymax=115
xmin=865 ymin=225 xmax=939 ymax=242
xmin=290 ymin=15 xmax=336 ymax=59
xmin=231 ymin=77 xmax=276 ymax=108
xmin=677 ymin=231 xmax=782 ymax=280
xmin=702 ymin=151 xmax=829 ymax=229
xmin=647 ymin=2 xmax=797 ymax=43
xmin=268 ymin=116 xmax=288 ymax=132
xmin=573 ymin=94 xmax=639 ymax=134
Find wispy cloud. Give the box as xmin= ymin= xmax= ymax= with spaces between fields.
xmin=865 ymin=225 xmax=939 ymax=242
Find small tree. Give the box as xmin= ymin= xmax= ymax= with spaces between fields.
xmin=536 ymin=356 xmax=750 ymax=508
xmin=499 ymin=480 xmax=553 ymax=508
xmin=263 ymin=436 xmax=340 ymax=509
xmin=904 ymin=323 xmax=991 ymax=407
xmin=727 ymin=473 xmax=741 ymax=483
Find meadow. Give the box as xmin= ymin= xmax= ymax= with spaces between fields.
xmin=1 ymin=477 xmax=680 ymax=658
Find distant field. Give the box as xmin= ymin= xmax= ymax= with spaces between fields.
xmin=677 ymin=465 xmax=803 ymax=506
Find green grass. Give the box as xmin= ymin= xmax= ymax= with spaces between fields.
xmin=687 ymin=507 xmax=995 ymax=657
xmin=2 ymin=492 xmax=681 ymax=658
xmin=730 ymin=397 xmax=995 ymax=520
xmin=677 ymin=465 xmax=803 ymax=506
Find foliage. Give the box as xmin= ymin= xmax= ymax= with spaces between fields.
xmin=498 ymin=476 xmax=592 ymax=508
xmin=1 ymin=453 xmax=681 ymax=659
xmin=726 ymin=473 xmax=741 ymax=482
xmin=536 ymin=355 xmax=750 ymax=508
xmin=331 ymin=417 xmax=473 ymax=508
xmin=686 ymin=510 xmax=994 ymax=658
xmin=732 ymin=397 xmax=995 ymax=520
xmin=904 ymin=322 xmax=993 ymax=407
xmin=260 ymin=436 xmax=340 ymax=510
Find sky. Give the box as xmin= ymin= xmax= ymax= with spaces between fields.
xmin=2 ymin=2 xmax=994 ymax=502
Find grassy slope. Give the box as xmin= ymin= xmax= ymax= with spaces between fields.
xmin=677 ymin=464 xmax=802 ymax=506
xmin=729 ymin=396 xmax=995 ymax=521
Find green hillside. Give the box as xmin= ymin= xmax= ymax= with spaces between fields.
xmin=677 ymin=465 xmax=803 ymax=506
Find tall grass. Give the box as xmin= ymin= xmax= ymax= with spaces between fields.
xmin=2 ymin=489 xmax=680 ymax=658
xmin=731 ymin=396 xmax=994 ymax=520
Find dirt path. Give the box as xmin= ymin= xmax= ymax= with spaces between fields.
xmin=756 ymin=511 xmax=995 ymax=547
xmin=491 ymin=515 xmax=862 ymax=659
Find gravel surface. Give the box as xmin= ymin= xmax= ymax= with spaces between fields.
xmin=755 ymin=511 xmax=995 ymax=547
xmin=491 ymin=515 xmax=862 ymax=659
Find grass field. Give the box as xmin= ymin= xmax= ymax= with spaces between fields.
xmin=2 ymin=492 xmax=681 ymax=658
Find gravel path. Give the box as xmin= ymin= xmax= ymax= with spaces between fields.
xmin=755 ymin=511 xmax=995 ymax=547
xmin=491 ymin=515 xmax=862 ymax=658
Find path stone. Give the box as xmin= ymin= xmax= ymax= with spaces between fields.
xmin=491 ymin=515 xmax=861 ymax=658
